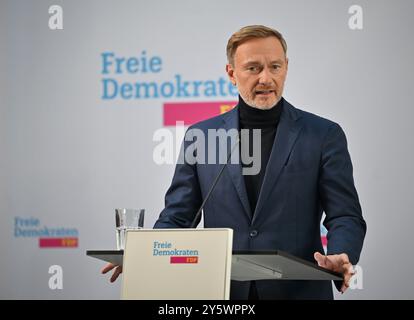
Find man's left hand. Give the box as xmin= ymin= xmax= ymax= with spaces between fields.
xmin=314 ymin=252 xmax=355 ymax=293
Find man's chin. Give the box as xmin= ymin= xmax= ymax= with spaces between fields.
xmin=241 ymin=94 xmax=279 ymax=110
xmin=253 ymin=98 xmax=278 ymax=110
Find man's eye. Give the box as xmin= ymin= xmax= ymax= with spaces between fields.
xmin=248 ymin=66 xmax=259 ymax=72
xmin=272 ymin=65 xmax=281 ymax=70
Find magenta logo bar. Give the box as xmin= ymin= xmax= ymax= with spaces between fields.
xmin=163 ymin=101 xmax=237 ymax=126
xmin=170 ymin=256 xmax=198 ymax=264
xmin=39 ymin=237 xmax=78 ymax=248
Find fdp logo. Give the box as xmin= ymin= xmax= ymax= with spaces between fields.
xmin=321 ymin=224 xmax=328 ymax=250
xmin=163 ymin=101 xmax=236 ymax=126
xmin=14 ymin=216 xmax=79 ymax=248
xmin=152 ymin=241 xmax=199 ymax=264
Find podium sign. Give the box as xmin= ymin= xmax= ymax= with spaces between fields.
xmin=121 ymin=228 xmax=233 ymax=300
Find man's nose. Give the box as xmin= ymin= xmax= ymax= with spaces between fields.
xmin=258 ymin=68 xmax=273 ymax=85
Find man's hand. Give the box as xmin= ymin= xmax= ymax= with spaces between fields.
xmin=314 ymin=252 xmax=355 ymax=293
xmin=101 ymin=263 xmax=123 ymax=283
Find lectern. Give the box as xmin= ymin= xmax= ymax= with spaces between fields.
xmin=87 ymin=228 xmax=342 ymax=299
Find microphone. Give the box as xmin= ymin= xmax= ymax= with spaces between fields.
xmin=190 ymin=134 xmax=240 ymax=228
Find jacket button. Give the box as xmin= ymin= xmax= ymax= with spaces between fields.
xmin=250 ymin=230 xmax=258 ymax=237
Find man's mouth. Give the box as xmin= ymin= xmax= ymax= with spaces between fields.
xmin=255 ymin=89 xmax=275 ymax=96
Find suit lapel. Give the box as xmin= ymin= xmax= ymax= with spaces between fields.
xmin=252 ymin=100 xmax=303 ymax=223
xmin=222 ymin=107 xmax=253 ymax=219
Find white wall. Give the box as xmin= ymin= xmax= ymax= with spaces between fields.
xmin=1 ymin=0 xmax=413 ymax=299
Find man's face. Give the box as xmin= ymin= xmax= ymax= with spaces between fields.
xmin=226 ymin=36 xmax=288 ymax=110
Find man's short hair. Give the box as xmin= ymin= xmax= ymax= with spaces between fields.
xmin=226 ymin=25 xmax=288 ymax=66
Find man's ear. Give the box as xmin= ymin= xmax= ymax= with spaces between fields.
xmin=226 ymin=64 xmax=236 ymax=86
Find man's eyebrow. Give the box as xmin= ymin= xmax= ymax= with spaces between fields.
xmin=242 ymin=60 xmax=261 ymax=66
xmin=242 ymin=59 xmax=285 ymax=66
xmin=270 ymin=59 xmax=285 ymax=64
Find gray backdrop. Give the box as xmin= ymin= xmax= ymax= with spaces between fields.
xmin=1 ymin=0 xmax=413 ymax=299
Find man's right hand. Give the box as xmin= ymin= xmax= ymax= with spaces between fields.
xmin=101 ymin=263 xmax=122 ymax=282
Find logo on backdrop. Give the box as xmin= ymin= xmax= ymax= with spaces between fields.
xmin=100 ymin=50 xmax=238 ymax=125
xmin=153 ymin=241 xmax=199 ymax=264
xmin=14 ymin=216 xmax=79 ymax=248
xmin=320 ymin=224 xmax=328 ymax=250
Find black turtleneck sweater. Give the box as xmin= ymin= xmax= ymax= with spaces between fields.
xmin=238 ymin=95 xmax=283 ymax=215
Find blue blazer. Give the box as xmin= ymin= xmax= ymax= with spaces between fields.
xmin=154 ymin=98 xmax=366 ymax=299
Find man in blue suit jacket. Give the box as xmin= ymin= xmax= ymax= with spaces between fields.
xmin=103 ymin=25 xmax=366 ymax=299
xmin=154 ymin=25 xmax=366 ymax=299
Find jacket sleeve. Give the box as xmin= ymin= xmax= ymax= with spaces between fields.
xmin=153 ymin=127 xmax=203 ymax=228
xmin=319 ymin=123 xmax=367 ymax=265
